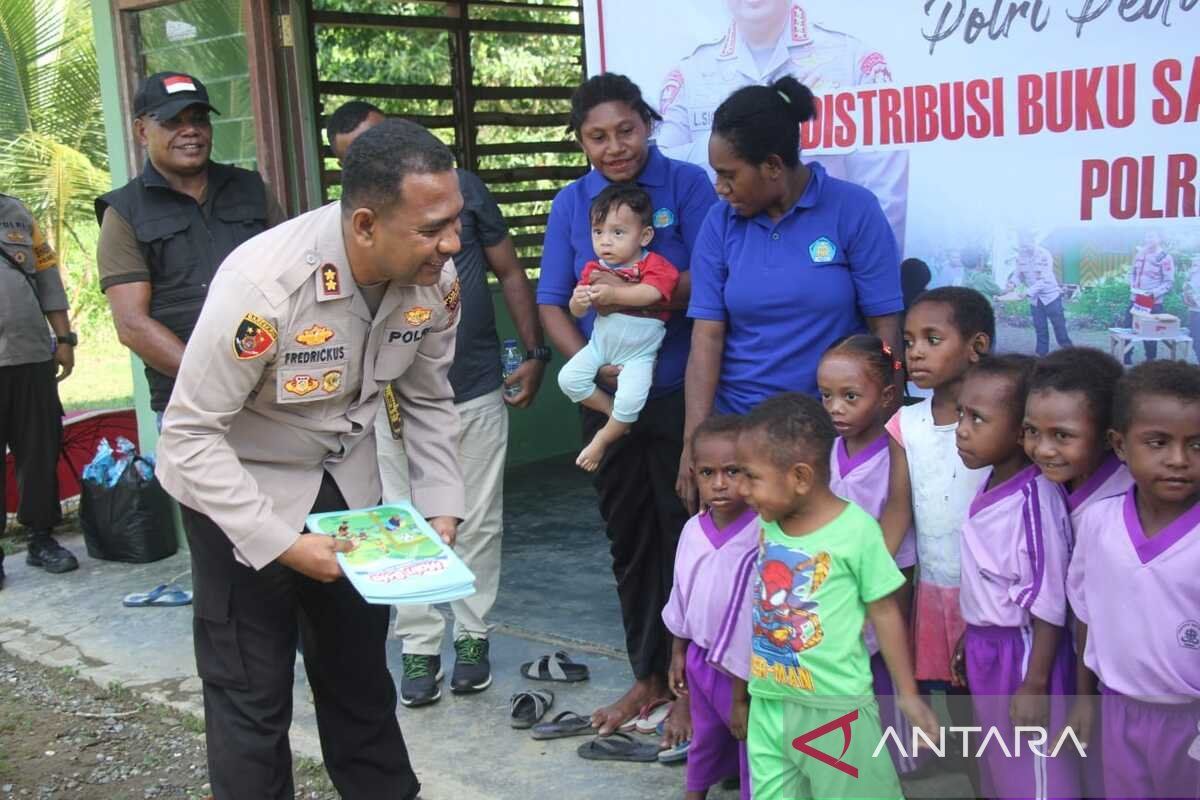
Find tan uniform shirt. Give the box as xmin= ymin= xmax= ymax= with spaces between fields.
xmin=156 ymin=202 xmax=465 ymax=570
xmin=0 ymin=194 xmax=67 ymax=367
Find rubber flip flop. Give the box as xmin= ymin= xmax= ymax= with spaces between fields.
xmin=531 ymin=711 xmax=597 ymax=740
xmin=634 ymin=700 xmax=673 ymax=734
xmin=510 ymin=689 xmax=554 ymax=729
xmin=520 ymin=651 xmax=589 ymax=683
xmin=577 ymin=732 xmax=661 ymax=763
xmin=657 ymin=739 xmax=689 ymax=764
xmin=122 ymin=583 xmax=193 ymax=607
xmin=619 ymin=698 xmax=672 ymax=733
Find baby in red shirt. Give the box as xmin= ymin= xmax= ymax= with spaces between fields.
xmin=558 ymin=184 xmax=680 ymax=471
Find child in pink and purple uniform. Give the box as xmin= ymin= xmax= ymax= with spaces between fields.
xmin=662 ymin=415 xmax=758 ymax=800
xmin=1023 ymin=347 xmax=1130 ymax=796
xmin=953 ymin=355 xmax=1081 ymax=800
xmin=817 ymin=334 xmax=925 ymax=777
xmin=1067 ymin=361 xmax=1200 ymax=800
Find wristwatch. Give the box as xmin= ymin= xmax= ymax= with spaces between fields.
xmin=525 ymin=346 xmax=551 ymax=363
xmin=56 ymin=331 xmax=79 ymax=347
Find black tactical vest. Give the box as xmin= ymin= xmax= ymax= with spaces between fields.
xmin=95 ymin=161 xmax=269 ymax=410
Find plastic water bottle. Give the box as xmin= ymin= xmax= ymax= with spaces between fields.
xmin=501 ymin=339 xmax=523 ymax=399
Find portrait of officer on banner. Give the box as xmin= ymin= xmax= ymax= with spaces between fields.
xmin=656 ymin=0 xmax=910 ymax=247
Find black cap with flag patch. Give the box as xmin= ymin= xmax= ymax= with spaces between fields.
xmin=133 ymin=72 xmax=221 ymax=121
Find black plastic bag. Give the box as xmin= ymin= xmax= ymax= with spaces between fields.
xmin=80 ymin=456 xmax=178 ymax=563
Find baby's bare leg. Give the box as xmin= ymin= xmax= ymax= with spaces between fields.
xmin=579 ymin=389 xmax=613 ymax=416
xmin=577 ymin=416 xmax=630 ymax=472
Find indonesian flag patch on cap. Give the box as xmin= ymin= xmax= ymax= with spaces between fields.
xmin=163 ymin=75 xmax=197 ymax=94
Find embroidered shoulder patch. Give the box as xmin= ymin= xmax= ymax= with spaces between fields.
xmin=233 ymin=313 xmax=277 ymax=360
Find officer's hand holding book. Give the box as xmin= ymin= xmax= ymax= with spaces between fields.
xmin=278 ymin=534 xmax=357 ymax=582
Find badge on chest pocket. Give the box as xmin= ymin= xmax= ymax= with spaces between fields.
xmin=276 ymin=366 xmax=345 ymax=403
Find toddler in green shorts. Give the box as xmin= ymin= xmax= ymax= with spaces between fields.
xmin=733 ymin=394 xmax=938 ymax=800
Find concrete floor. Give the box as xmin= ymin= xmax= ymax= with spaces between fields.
xmin=0 ymin=456 xmax=971 ymax=799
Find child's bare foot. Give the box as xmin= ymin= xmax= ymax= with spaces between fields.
xmin=576 ymin=436 xmax=610 ymax=472
xmin=660 ymin=698 xmax=692 ymax=749
xmin=592 ymin=675 xmax=669 ymax=736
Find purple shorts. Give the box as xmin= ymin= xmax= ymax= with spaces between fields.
xmin=1099 ymin=685 xmax=1200 ymax=800
xmin=686 ymin=643 xmax=749 ymax=799
xmin=964 ymin=624 xmax=1081 ymax=800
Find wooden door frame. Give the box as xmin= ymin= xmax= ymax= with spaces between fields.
xmin=106 ymin=0 xmax=293 ymax=212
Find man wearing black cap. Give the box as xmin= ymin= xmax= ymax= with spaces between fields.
xmin=96 ymin=72 xmax=285 ymax=420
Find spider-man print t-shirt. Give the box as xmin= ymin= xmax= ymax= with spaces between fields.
xmin=749 ymin=502 xmax=905 ymax=707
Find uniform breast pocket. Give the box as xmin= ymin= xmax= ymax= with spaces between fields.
xmin=374 ymin=326 xmax=427 ymax=381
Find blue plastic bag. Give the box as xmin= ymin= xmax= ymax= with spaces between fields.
xmin=82 ymin=437 xmax=156 ymax=488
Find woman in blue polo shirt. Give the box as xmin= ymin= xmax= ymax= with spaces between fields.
xmin=537 ymin=72 xmax=718 ymax=737
xmin=681 ymin=76 xmax=903 ymax=497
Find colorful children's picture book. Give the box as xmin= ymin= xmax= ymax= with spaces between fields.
xmin=306 ymin=502 xmax=476 ymax=605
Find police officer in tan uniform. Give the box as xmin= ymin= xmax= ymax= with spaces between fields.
xmin=657 ymin=0 xmax=909 ymax=246
xmin=155 ymin=120 xmax=465 ymax=800
xmin=0 ymin=193 xmax=79 ymax=587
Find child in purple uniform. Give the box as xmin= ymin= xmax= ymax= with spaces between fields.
xmin=1023 ymin=348 xmax=1133 ymax=527
xmin=817 ymin=334 xmax=925 ymax=776
xmin=1023 ymin=347 xmax=1130 ymax=796
xmin=1067 ymin=361 xmax=1200 ymax=800
xmin=953 ymin=355 xmax=1081 ymax=800
xmin=662 ymin=415 xmax=758 ymax=799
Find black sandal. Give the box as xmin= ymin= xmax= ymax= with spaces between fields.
xmin=577 ymin=732 xmax=661 ymax=763
xmin=520 ymin=651 xmax=589 ymax=683
xmin=510 ymin=689 xmax=554 ymax=729
xmin=530 ymin=711 xmax=597 ymax=740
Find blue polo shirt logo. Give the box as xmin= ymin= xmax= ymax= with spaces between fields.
xmin=809 ymin=237 xmax=837 ymax=263
xmin=653 ymin=208 xmax=676 ymax=228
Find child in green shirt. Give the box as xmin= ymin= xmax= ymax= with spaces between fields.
xmin=735 ymin=393 xmax=938 ymax=800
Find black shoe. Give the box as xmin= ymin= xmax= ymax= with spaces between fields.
xmin=25 ymin=534 xmax=78 ymax=574
xmin=0 ymin=548 xmax=6 ymax=590
xmin=450 ymin=636 xmax=492 ymax=694
xmin=399 ymin=654 xmax=442 ymax=707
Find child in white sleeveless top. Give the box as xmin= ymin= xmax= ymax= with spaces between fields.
xmin=882 ymin=287 xmax=992 ymax=685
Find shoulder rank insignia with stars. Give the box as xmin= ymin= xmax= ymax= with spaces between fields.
xmin=320 ymin=263 xmax=341 ymax=297
xmin=234 ymin=313 xmax=277 ymax=360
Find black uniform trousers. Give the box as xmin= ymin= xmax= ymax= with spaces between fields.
xmin=582 ymin=389 xmax=689 ymax=680
xmin=181 ymin=472 xmax=418 ymax=800
xmin=0 ymin=360 xmax=63 ymax=535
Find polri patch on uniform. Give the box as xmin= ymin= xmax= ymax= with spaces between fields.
xmin=284 ymin=374 xmax=319 ymax=396
xmin=405 ymin=306 xmax=432 ymax=327
xmin=320 ymin=263 xmax=341 ymax=297
xmin=809 ymin=237 xmax=837 ymax=264
xmin=5 ymin=230 xmax=26 ymax=243
xmin=652 ymin=208 xmax=676 ymax=228
xmin=234 ymin=313 xmax=277 ymax=360
xmin=443 ymin=279 xmax=461 ymax=313
xmin=295 ymin=324 xmax=334 ymax=346
xmin=321 ymin=369 xmax=343 ymax=394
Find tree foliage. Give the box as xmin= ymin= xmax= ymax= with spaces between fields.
xmin=0 ymin=0 xmax=110 ymax=326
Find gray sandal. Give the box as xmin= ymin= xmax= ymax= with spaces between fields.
xmin=510 ymin=689 xmax=554 ymax=729
xmin=520 ymin=651 xmax=589 ymax=683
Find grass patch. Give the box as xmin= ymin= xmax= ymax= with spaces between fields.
xmin=59 ymin=327 xmax=134 ymax=412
